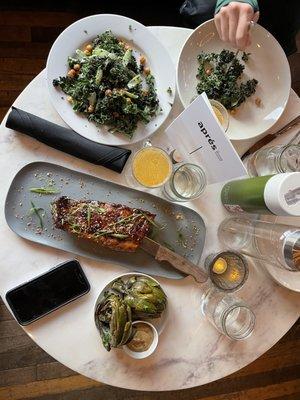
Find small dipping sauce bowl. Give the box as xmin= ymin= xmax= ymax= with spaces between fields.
xmin=205 ymin=251 xmax=249 ymax=292
xmin=123 ymin=321 xmax=158 ymax=359
xmin=209 ymin=100 xmax=229 ymax=132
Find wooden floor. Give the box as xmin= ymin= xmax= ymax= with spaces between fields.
xmin=0 ymin=7 xmax=300 ymax=400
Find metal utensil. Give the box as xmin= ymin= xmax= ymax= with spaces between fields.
xmin=141 ymin=237 xmax=208 ymax=283
xmin=286 ymin=130 xmax=300 ymax=146
xmin=242 ymin=115 xmax=300 ymax=159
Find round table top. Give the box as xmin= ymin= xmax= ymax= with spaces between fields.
xmin=0 ymin=26 xmax=300 ymax=391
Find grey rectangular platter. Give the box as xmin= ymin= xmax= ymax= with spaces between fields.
xmin=5 ymin=162 xmax=206 ymax=279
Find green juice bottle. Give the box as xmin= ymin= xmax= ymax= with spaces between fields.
xmin=221 ymin=173 xmax=300 ymax=216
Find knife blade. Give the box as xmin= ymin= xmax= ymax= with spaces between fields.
xmin=141 ymin=237 xmax=208 ymax=283
xmin=241 ymin=115 xmax=300 ymax=160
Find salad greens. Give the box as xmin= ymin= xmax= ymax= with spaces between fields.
xmin=196 ymin=49 xmax=258 ymax=110
xmin=53 ymin=31 xmax=160 ymax=137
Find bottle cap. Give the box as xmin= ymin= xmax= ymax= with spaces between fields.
xmin=283 ymin=231 xmax=300 ymax=271
xmin=264 ymin=173 xmax=300 ymax=216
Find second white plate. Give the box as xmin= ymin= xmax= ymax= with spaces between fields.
xmin=177 ymin=19 xmax=291 ymax=141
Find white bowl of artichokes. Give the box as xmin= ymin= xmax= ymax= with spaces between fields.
xmin=94 ymin=273 xmax=167 ymax=354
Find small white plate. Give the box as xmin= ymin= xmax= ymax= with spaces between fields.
xmin=177 ymin=19 xmax=291 ymax=141
xmin=46 ymin=14 xmax=175 ymax=146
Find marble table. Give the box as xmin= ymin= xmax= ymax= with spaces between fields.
xmin=0 ymin=26 xmax=300 ymax=391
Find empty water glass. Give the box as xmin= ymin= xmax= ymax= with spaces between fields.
xmin=244 ymin=144 xmax=300 ymax=177
xmin=163 ymin=163 xmax=207 ymax=202
xmin=201 ymin=287 xmax=255 ymax=340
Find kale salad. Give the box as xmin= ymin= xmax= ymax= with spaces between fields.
xmin=196 ymin=49 xmax=258 ymax=110
xmin=53 ymin=31 xmax=160 ymax=138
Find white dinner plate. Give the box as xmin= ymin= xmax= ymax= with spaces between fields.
xmin=177 ymin=19 xmax=291 ymax=141
xmin=46 ymin=14 xmax=175 ymax=146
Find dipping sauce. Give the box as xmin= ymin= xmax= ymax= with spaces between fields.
xmin=126 ymin=322 xmax=154 ymax=352
xmin=209 ymin=99 xmax=229 ymax=132
xmin=212 ymin=105 xmax=225 ymax=126
xmin=132 ymin=147 xmax=172 ymax=188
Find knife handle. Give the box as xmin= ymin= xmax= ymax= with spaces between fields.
xmin=156 ymin=247 xmax=208 ymax=283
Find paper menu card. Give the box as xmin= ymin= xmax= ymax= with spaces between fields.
xmin=165 ymin=93 xmax=247 ymax=184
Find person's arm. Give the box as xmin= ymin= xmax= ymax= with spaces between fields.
xmin=214 ymin=0 xmax=259 ymax=49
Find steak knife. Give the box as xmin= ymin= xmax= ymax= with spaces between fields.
xmin=141 ymin=237 xmax=208 ymax=283
xmin=241 ymin=115 xmax=300 ymax=159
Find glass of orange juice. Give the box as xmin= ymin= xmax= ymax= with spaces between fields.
xmin=129 ymin=141 xmax=172 ymax=189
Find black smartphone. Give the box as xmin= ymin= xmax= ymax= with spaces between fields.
xmin=6 ymin=260 xmax=90 ymax=325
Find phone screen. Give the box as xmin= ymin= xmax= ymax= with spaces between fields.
xmin=6 ymin=260 xmax=90 ymax=325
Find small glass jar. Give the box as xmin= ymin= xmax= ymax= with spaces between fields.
xmin=218 ymin=217 xmax=300 ymax=272
xmin=125 ymin=141 xmax=172 ymax=190
xmin=201 ymin=287 xmax=255 ymax=340
xmin=244 ymin=144 xmax=300 ymax=177
xmin=209 ymin=99 xmax=229 ymax=132
xmin=205 ymin=251 xmax=249 ymax=292
xmin=163 ymin=163 xmax=207 ymax=202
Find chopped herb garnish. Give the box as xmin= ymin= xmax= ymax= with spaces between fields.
xmin=167 ymin=87 xmax=172 ymax=95
xmin=111 ymin=233 xmax=128 ymax=239
xmin=141 ymin=212 xmax=164 ymax=230
xmin=129 ymin=25 xmax=132 ymax=32
xmin=29 ymin=201 xmax=44 ymax=229
xmin=87 ymin=206 xmax=91 ymax=227
xmin=96 ymin=207 xmax=106 ymax=213
xmin=95 ymin=230 xmax=115 ymax=237
xmin=30 ymin=187 xmax=60 ymax=195
xmin=107 ymin=213 xmax=141 ymax=228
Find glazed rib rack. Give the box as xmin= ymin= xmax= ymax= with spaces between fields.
xmin=52 ymin=196 xmax=155 ymax=252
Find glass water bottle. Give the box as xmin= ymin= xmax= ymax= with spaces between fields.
xmin=218 ymin=217 xmax=300 ymax=272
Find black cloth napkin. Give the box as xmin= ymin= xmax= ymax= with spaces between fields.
xmin=5 ymin=107 xmax=131 ymax=173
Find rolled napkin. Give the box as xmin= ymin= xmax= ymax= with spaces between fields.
xmin=5 ymin=107 xmax=131 ymax=173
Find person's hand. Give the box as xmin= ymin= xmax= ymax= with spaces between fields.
xmin=214 ymin=2 xmax=259 ymax=50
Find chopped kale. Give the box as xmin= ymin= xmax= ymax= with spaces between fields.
xmin=242 ymin=52 xmax=251 ymax=62
xmin=196 ymin=49 xmax=258 ymax=110
xmin=53 ymin=31 xmax=159 ymax=137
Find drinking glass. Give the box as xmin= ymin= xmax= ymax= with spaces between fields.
xmin=163 ymin=163 xmax=207 ymax=202
xmin=201 ymin=287 xmax=255 ymax=340
xmin=244 ymin=144 xmax=300 ymax=177
xmin=125 ymin=141 xmax=172 ymax=189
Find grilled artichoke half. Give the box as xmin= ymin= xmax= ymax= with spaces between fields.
xmin=95 ymin=276 xmax=167 ymax=351
xmin=124 ymin=276 xmax=167 ymax=319
xmin=95 ymin=292 xmax=133 ymax=351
